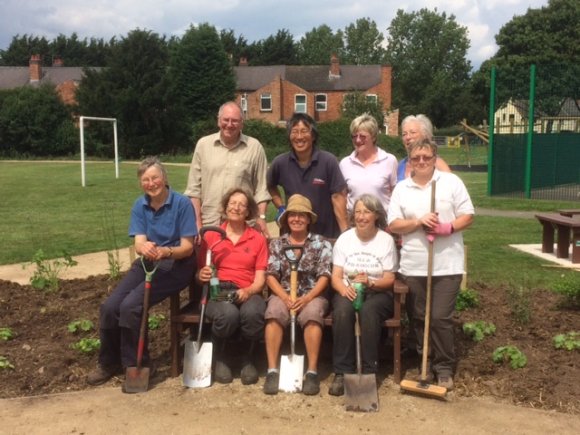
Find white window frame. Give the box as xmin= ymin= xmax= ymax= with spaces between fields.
xmin=241 ymin=95 xmax=248 ymax=113
xmin=295 ymin=94 xmax=307 ymax=113
xmin=260 ymin=93 xmax=272 ymax=112
xmin=366 ymin=94 xmax=378 ymax=104
xmin=315 ymin=93 xmax=327 ymax=112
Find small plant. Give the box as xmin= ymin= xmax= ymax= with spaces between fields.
xmin=71 ymin=338 xmax=101 ymax=354
xmin=506 ymin=285 xmax=532 ymax=325
xmin=148 ymin=314 xmax=166 ymax=330
xmin=0 ymin=327 xmax=15 ymax=341
xmin=0 ymin=356 xmax=15 ymax=370
xmin=26 ymin=249 xmax=77 ymax=292
xmin=553 ymin=331 xmax=580 ymax=351
xmin=102 ymin=204 xmax=123 ymax=281
xmin=67 ymin=320 xmax=95 ymax=334
xmin=492 ymin=345 xmax=527 ymax=369
xmin=455 ymin=288 xmax=479 ymax=311
xmin=463 ymin=321 xmax=496 ymax=342
xmin=106 ymin=251 xmax=122 ymax=280
xmin=552 ymin=273 xmax=580 ymax=308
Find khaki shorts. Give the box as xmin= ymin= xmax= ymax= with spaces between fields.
xmin=264 ymin=294 xmax=328 ymax=328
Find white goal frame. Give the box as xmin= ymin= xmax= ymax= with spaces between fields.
xmin=79 ymin=116 xmax=119 ymax=187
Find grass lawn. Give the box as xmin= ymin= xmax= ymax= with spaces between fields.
xmin=1 ymin=160 xmax=577 ymax=290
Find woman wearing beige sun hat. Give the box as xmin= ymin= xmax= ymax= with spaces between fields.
xmin=263 ymin=194 xmax=333 ymax=396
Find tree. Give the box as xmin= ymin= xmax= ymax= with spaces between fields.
xmin=247 ymin=29 xmax=298 ymax=65
xmin=297 ymin=25 xmax=344 ymax=65
xmin=219 ymin=29 xmax=248 ymax=66
xmin=341 ymin=92 xmax=385 ymax=129
xmin=77 ymin=29 xmax=181 ymax=157
xmin=169 ymin=23 xmax=236 ymax=124
xmin=385 ymin=8 xmax=472 ymax=127
xmin=343 ymin=18 xmax=386 ymax=65
xmin=0 ymin=34 xmax=50 ymax=66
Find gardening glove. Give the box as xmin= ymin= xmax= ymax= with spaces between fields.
xmin=430 ymin=222 xmax=454 ymax=237
xmin=275 ymin=206 xmax=286 ymax=226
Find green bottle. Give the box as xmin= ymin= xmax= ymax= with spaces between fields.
xmin=209 ymin=266 xmax=220 ymax=300
xmin=352 ymin=282 xmax=365 ymax=311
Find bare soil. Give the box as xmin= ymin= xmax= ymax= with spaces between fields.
xmin=0 ymin=275 xmax=579 ymax=432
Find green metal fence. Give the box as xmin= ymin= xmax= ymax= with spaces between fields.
xmin=488 ymin=64 xmax=580 ymax=201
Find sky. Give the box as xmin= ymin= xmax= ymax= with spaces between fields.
xmin=0 ymin=0 xmax=550 ymax=69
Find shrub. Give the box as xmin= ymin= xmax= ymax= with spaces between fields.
xmin=551 ymin=273 xmax=580 ymax=308
xmin=26 ymin=249 xmax=77 ymax=292
xmin=507 ymin=285 xmax=532 ymax=324
xmin=455 ymin=288 xmax=480 ymax=311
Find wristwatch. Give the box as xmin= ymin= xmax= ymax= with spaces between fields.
xmin=258 ymin=214 xmax=267 ymax=220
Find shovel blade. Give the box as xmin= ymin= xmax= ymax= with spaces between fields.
xmin=279 ymin=354 xmax=304 ymax=393
xmin=344 ymin=373 xmax=379 ymax=412
xmin=183 ymin=340 xmax=212 ymax=388
xmin=124 ymin=366 xmax=150 ymax=394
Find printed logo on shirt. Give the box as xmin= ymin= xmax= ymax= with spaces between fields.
xmin=312 ymin=178 xmax=326 ymax=185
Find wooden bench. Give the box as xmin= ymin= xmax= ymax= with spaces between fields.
xmin=535 ymin=212 xmax=580 ymax=263
xmin=169 ymin=279 xmax=409 ymax=383
xmin=558 ymin=209 xmax=580 ymax=218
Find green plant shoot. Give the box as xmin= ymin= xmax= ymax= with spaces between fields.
xmin=455 ymin=288 xmax=479 ymax=311
xmin=71 ymin=338 xmax=101 ymax=354
xmin=67 ymin=320 xmax=95 ymax=334
xmin=463 ymin=321 xmax=496 ymax=342
xmin=0 ymin=327 xmax=15 ymax=341
xmin=553 ymin=332 xmax=580 ymax=351
xmin=148 ymin=314 xmax=166 ymax=330
xmin=26 ymin=249 xmax=78 ymax=292
xmin=492 ymin=345 xmax=527 ymax=369
xmin=0 ymin=356 xmax=15 ymax=370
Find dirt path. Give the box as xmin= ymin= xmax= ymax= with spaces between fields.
xmin=2 ymin=377 xmax=579 ymax=435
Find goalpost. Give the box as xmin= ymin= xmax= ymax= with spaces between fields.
xmin=79 ymin=116 xmax=119 ymax=187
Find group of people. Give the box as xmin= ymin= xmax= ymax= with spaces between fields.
xmin=87 ymin=101 xmax=474 ymax=397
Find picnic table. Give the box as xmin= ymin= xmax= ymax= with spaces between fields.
xmin=535 ymin=212 xmax=580 ymax=263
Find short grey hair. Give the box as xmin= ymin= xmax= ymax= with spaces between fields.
xmin=408 ymin=138 xmax=438 ymax=158
xmin=217 ymin=101 xmax=243 ymax=120
xmin=351 ymin=193 xmax=387 ymax=229
xmin=350 ymin=113 xmax=379 ymax=144
xmin=401 ymin=114 xmax=434 ymax=141
xmin=137 ymin=156 xmax=168 ymax=182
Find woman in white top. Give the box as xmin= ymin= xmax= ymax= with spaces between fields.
xmin=388 ymin=138 xmax=474 ymax=391
xmin=340 ymin=113 xmax=398 ymax=215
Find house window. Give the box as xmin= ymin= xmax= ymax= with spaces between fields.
xmin=509 ymin=114 xmax=515 ymax=123
xmin=366 ymin=94 xmax=378 ymax=104
xmin=315 ymin=94 xmax=327 ymax=111
xmin=241 ymin=95 xmax=248 ymax=113
xmin=260 ymin=93 xmax=272 ymax=112
xmin=502 ymin=113 xmax=506 ymax=122
xmin=295 ymin=94 xmax=307 ymax=113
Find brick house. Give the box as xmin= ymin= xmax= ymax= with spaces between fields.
xmin=0 ymin=55 xmax=92 ymax=105
xmin=235 ymin=55 xmax=398 ymax=135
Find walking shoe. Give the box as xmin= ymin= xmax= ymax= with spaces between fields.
xmin=328 ymin=373 xmax=345 ymax=396
xmin=302 ymin=372 xmax=320 ymax=396
xmin=263 ymin=371 xmax=279 ymax=395
xmin=437 ymin=376 xmax=454 ymax=391
xmin=87 ymin=364 xmax=122 ymax=386
xmin=240 ymin=362 xmax=259 ymax=385
xmin=214 ymin=359 xmax=233 ymax=384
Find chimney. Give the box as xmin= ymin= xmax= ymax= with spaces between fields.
xmin=239 ymin=56 xmax=248 ymax=67
xmin=329 ymin=53 xmax=340 ymax=78
xmin=29 ymin=54 xmax=42 ymax=82
xmin=52 ymin=56 xmax=64 ymax=67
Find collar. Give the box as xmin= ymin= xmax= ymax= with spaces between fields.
xmin=214 ymin=132 xmax=248 ymax=149
xmin=140 ymin=187 xmax=174 ymax=209
xmin=403 ymin=169 xmax=442 ymax=189
xmin=290 ymin=147 xmax=319 ymax=165
xmin=348 ymin=147 xmax=389 ymax=166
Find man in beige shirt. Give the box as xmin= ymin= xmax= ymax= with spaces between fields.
xmin=184 ymin=101 xmax=271 ymax=235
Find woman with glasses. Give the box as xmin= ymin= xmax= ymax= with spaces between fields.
xmin=197 ymin=187 xmax=268 ymax=385
xmin=328 ymin=194 xmax=398 ymax=396
xmin=399 ymin=114 xmax=451 ymax=181
xmin=388 ymin=139 xmax=474 ymax=391
xmin=340 ymin=113 xmax=398 ymax=216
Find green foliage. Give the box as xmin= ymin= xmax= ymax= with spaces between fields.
xmin=385 ymin=8 xmax=472 ymax=127
xmin=297 ymin=25 xmax=345 ymax=65
xmin=219 ymin=29 xmax=248 ymax=67
xmin=71 ymin=338 xmax=101 ymax=354
xmin=169 ymin=23 xmax=236 ymax=126
xmin=102 ymin=203 xmax=122 ymax=280
xmin=553 ymin=332 xmax=580 ymax=351
xmin=455 ymin=288 xmax=480 ymax=311
xmin=341 ymin=92 xmax=385 ymax=129
xmin=67 ymin=320 xmax=95 ymax=334
xmin=148 ymin=314 xmax=166 ymax=330
xmin=249 ymin=29 xmax=298 ymax=66
xmin=26 ymin=249 xmax=77 ymax=292
xmin=242 ymin=119 xmax=288 ymax=162
xmin=343 ymin=18 xmax=386 ymax=64
xmin=0 ymin=85 xmax=76 ymax=157
xmin=463 ymin=321 xmax=496 ymax=342
xmin=506 ymin=285 xmax=532 ymax=325
xmin=551 ymin=273 xmax=580 ymax=308
xmin=0 ymin=327 xmax=15 ymax=341
xmin=492 ymin=345 xmax=527 ymax=369
xmin=0 ymin=356 xmax=15 ymax=370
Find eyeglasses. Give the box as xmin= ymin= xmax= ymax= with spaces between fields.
xmin=227 ymin=201 xmax=248 ymax=210
xmin=221 ymin=118 xmax=242 ymax=126
xmin=354 ymin=209 xmax=374 ymax=216
xmin=290 ymin=129 xmax=311 ymax=137
xmin=410 ymin=155 xmax=435 ymax=163
xmin=351 ymin=133 xmax=371 ymax=141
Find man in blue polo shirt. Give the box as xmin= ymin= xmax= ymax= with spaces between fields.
xmin=267 ymin=113 xmax=348 ymax=239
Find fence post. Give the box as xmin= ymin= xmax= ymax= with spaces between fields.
xmin=487 ymin=67 xmax=496 ymax=196
xmin=524 ymin=64 xmax=536 ymax=199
